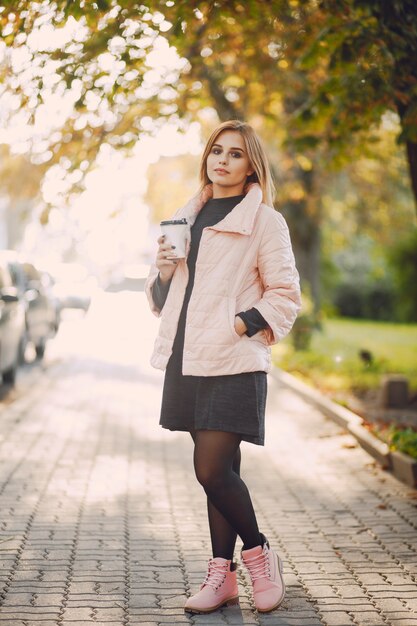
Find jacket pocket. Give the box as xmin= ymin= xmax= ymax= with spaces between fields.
xmin=228 ymin=298 xmax=242 ymax=343
xmin=248 ymin=328 xmax=269 ymax=346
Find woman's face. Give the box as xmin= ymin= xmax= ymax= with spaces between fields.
xmin=206 ymin=130 xmax=254 ymax=197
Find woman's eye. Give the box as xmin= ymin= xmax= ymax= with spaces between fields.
xmin=231 ymin=152 xmax=241 ymax=158
xmin=212 ymin=148 xmax=221 ymax=154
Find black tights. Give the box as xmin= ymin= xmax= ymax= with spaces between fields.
xmin=190 ymin=429 xmax=262 ymax=561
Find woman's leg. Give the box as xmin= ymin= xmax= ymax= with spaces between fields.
xmin=187 ymin=430 xmax=285 ymax=614
xmin=190 ymin=430 xmax=241 ymax=560
xmin=192 ymin=429 xmax=262 ymax=553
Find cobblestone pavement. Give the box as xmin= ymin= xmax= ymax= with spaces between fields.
xmin=0 ymin=291 xmax=416 ymax=626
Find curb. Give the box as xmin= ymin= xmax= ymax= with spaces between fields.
xmin=271 ymin=368 xmax=417 ymax=488
xmin=390 ymin=450 xmax=417 ymax=488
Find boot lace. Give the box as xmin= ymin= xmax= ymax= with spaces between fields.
xmin=202 ymin=559 xmax=228 ymax=591
xmin=244 ymin=548 xmax=270 ymax=582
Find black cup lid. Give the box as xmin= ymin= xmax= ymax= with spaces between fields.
xmin=160 ymin=218 xmax=188 ymax=226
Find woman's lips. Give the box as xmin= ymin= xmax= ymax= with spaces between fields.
xmin=214 ymin=169 xmax=229 ymax=175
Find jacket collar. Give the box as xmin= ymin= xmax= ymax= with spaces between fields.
xmin=174 ymin=183 xmax=263 ymax=235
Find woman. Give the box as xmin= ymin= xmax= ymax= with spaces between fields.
xmin=145 ymin=120 xmax=301 ymax=614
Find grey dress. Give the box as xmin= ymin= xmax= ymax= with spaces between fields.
xmin=153 ymin=195 xmax=269 ymax=446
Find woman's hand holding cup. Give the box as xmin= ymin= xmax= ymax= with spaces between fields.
xmin=156 ymin=235 xmax=179 ymax=284
xmin=157 ymin=218 xmax=189 ymax=284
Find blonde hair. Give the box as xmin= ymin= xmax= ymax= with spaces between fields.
xmin=199 ymin=120 xmax=275 ymax=206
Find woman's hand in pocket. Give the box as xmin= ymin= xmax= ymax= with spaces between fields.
xmin=234 ymin=316 xmax=247 ymax=337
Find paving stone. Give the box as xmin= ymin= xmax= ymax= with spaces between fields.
xmin=372 ymin=598 xmax=408 ymax=612
xmin=335 ymin=585 xmax=370 ymax=599
xmin=60 ymin=622 xmax=124 ymax=626
xmin=93 ymin=607 xmax=126 ymax=620
xmin=0 ymin=622 xmax=58 ymax=626
xmin=60 ymin=606 xmax=96 ymax=620
xmin=371 ymin=588 xmax=417 ymax=598
xmin=129 ymin=622 xmax=160 ymax=626
xmin=318 ymin=611 xmax=356 ymax=625
xmin=258 ymin=615 xmax=322 ymax=626
xmin=349 ymin=612 xmax=391 ymax=625
xmin=0 ymin=611 xmax=60 ymax=619
xmin=129 ymin=594 xmax=160 ymax=608
xmin=65 ymin=597 xmax=125 ymax=607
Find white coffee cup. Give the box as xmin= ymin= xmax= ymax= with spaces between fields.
xmin=160 ymin=218 xmax=189 ymax=258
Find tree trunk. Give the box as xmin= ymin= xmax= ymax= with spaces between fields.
xmin=279 ymin=87 xmax=322 ymax=313
xmin=273 ymin=153 xmax=322 ymax=314
xmin=396 ymin=102 xmax=417 ymax=213
xmin=281 ymin=199 xmax=321 ymax=314
xmin=405 ymin=139 xmax=417 ymax=213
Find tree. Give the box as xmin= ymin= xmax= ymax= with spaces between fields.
xmin=1 ymin=1 xmax=327 ymax=305
xmin=293 ymin=0 xmax=417 ymax=209
xmin=1 ymin=0 xmax=415 ymax=309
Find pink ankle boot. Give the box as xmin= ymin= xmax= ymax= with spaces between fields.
xmin=241 ymin=534 xmax=285 ymax=612
xmin=184 ymin=557 xmax=239 ymax=614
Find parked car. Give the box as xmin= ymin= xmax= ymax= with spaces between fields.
xmin=0 ymin=261 xmax=25 ymax=384
xmin=0 ymin=251 xmax=60 ymax=360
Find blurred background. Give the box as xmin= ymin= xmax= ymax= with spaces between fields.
xmin=0 ymin=1 xmax=416 ymax=455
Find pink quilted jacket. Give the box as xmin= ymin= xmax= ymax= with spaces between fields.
xmin=145 ymin=183 xmax=301 ymax=376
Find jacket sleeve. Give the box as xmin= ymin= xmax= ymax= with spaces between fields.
xmin=252 ymin=211 xmax=301 ymax=345
xmin=145 ymin=263 xmax=163 ymax=317
xmin=236 ymin=308 xmax=270 ymax=337
xmin=152 ymin=274 xmax=172 ymax=311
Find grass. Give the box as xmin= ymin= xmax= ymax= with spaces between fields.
xmin=373 ymin=425 xmax=417 ymax=460
xmin=272 ymin=318 xmax=417 ymax=458
xmin=272 ymin=318 xmax=417 ymax=395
